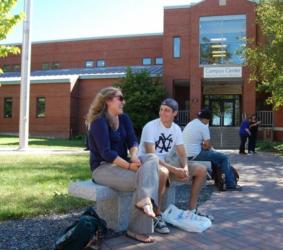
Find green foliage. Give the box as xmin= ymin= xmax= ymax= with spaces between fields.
xmin=115 ymin=68 xmax=166 ymax=136
xmin=0 ymin=0 xmax=23 ymax=73
xmin=256 ymin=140 xmax=283 ymax=155
xmin=244 ymin=0 xmax=283 ymax=110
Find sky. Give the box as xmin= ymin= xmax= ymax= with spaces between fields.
xmin=2 ymin=0 xmax=201 ymax=44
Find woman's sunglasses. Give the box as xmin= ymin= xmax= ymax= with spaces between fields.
xmin=114 ymin=95 xmax=124 ymax=102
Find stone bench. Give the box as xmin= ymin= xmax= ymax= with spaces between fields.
xmin=68 ymin=160 xmax=211 ymax=232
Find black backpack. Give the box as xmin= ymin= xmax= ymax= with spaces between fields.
xmin=211 ymin=165 xmax=239 ymax=191
xmin=54 ymin=207 xmax=107 ymax=250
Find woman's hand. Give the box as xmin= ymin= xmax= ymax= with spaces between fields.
xmin=129 ymin=162 xmax=141 ymax=171
xmin=130 ymin=154 xmax=141 ymax=165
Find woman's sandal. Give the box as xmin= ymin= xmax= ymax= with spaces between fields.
xmin=126 ymin=230 xmax=155 ymax=243
xmin=135 ymin=199 xmax=155 ymax=218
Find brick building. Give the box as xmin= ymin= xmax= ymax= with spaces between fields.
xmin=0 ymin=0 xmax=282 ymax=145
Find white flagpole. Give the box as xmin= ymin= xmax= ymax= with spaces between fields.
xmin=19 ymin=0 xmax=32 ymax=150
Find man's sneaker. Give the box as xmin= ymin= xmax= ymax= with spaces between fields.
xmin=191 ymin=209 xmax=214 ymax=221
xmin=153 ymin=215 xmax=170 ymax=234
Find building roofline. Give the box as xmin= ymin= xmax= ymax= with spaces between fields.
xmin=2 ymin=32 xmax=164 ymax=46
xmin=164 ymin=0 xmax=257 ymax=10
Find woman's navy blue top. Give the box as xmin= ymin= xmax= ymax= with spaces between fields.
xmin=89 ymin=113 xmax=138 ymax=171
xmin=239 ymin=120 xmax=249 ymax=136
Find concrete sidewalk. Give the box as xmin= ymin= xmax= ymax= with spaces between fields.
xmin=101 ymin=151 xmax=283 ymax=250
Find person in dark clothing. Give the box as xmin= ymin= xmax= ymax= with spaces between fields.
xmin=248 ymin=114 xmax=261 ymax=154
xmin=86 ymin=87 xmax=159 ymax=243
xmin=239 ymin=116 xmax=251 ymax=154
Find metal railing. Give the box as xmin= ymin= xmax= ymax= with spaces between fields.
xmin=177 ymin=110 xmax=189 ymax=126
xmin=256 ymin=111 xmax=273 ymax=127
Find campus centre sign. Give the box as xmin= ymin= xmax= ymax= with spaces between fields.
xmin=204 ymin=67 xmax=242 ymax=78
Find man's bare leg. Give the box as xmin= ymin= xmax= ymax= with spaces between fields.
xmin=188 ymin=164 xmax=206 ymax=210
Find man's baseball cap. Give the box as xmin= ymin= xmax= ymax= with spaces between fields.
xmin=161 ymin=98 xmax=179 ymax=112
xmin=198 ymin=108 xmax=211 ymax=120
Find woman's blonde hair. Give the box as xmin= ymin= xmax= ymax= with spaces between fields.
xmin=86 ymin=86 xmax=121 ymax=126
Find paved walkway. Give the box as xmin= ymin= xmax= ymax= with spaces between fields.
xmin=101 ymin=151 xmax=283 ymax=250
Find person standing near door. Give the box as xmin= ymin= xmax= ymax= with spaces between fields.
xmin=239 ymin=115 xmax=251 ymax=154
xmin=248 ymin=114 xmax=261 ymax=154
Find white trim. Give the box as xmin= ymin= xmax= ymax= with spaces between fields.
xmin=164 ymin=1 xmax=205 ymax=10
xmin=273 ymin=127 xmax=283 ymax=132
xmin=0 ymin=75 xmax=79 ymax=85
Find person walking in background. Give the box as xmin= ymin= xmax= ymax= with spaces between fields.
xmin=239 ymin=115 xmax=251 ymax=155
xmin=86 ymin=87 xmax=159 ymax=243
xmin=248 ymin=114 xmax=261 ymax=154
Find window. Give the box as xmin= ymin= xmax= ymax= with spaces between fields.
xmin=2 ymin=64 xmax=10 ymax=72
xmin=85 ymin=60 xmax=94 ymax=68
xmin=36 ymin=97 xmax=46 ymax=118
xmin=13 ymin=64 xmax=20 ymax=72
xmin=96 ymin=59 xmax=105 ymax=67
xmin=155 ymin=57 xmax=163 ymax=65
xmin=173 ymin=37 xmax=181 ymax=58
xmin=199 ymin=15 xmax=246 ymax=65
xmin=4 ymin=97 xmax=12 ymax=118
xmin=42 ymin=63 xmax=49 ymax=70
xmin=142 ymin=58 xmax=152 ymax=65
xmin=51 ymin=62 xmax=60 ymax=69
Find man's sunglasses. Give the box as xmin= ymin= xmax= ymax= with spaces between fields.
xmin=114 ymin=95 xmax=124 ymax=102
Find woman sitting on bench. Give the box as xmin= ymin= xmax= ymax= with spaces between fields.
xmin=86 ymin=87 xmax=159 ymax=243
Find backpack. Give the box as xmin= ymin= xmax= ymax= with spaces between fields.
xmin=211 ymin=165 xmax=239 ymax=191
xmin=54 ymin=207 xmax=107 ymax=250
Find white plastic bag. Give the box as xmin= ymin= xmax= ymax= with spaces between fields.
xmin=163 ymin=204 xmax=212 ymax=233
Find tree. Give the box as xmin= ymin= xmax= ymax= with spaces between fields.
xmin=115 ymin=68 xmax=166 ymax=136
xmin=245 ymin=0 xmax=283 ymax=110
xmin=0 ymin=0 xmax=23 ymax=73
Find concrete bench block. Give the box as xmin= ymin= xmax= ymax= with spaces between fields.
xmin=68 ymin=179 xmax=178 ymax=232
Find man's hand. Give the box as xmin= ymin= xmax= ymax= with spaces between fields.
xmin=172 ymin=167 xmax=189 ymax=181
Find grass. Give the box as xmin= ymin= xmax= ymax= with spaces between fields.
xmin=0 ymin=153 xmax=93 ymax=221
xmin=256 ymin=140 xmax=283 ymax=155
xmin=0 ymin=135 xmax=85 ymax=149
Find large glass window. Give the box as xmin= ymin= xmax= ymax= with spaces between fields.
xmin=36 ymin=97 xmax=46 ymax=118
xmin=4 ymin=97 xmax=12 ymax=118
xmin=200 ymin=15 xmax=246 ymax=65
xmin=173 ymin=37 xmax=181 ymax=58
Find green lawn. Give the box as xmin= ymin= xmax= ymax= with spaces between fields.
xmin=0 ymin=153 xmax=93 ymax=221
xmin=0 ymin=135 xmax=85 ymax=149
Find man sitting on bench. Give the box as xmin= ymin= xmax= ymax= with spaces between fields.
xmin=138 ymin=98 xmax=211 ymax=235
xmin=183 ymin=108 xmax=242 ymax=191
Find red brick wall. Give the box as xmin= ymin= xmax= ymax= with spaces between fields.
xmin=0 ymin=83 xmax=72 ymax=138
xmin=163 ymin=0 xmax=257 ymax=119
xmin=0 ymin=35 xmax=163 ymax=71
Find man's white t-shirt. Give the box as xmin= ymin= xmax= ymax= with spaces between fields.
xmin=139 ymin=118 xmax=183 ymax=160
xmin=183 ymin=118 xmax=210 ymax=157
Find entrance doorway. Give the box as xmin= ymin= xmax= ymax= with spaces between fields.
xmin=204 ymin=95 xmax=240 ymax=127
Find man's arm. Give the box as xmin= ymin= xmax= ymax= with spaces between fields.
xmin=144 ymin=142 xmax=188 ymax=180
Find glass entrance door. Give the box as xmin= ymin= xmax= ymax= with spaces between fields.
xmin=210 ymin=99 xmax=235 ymax=126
